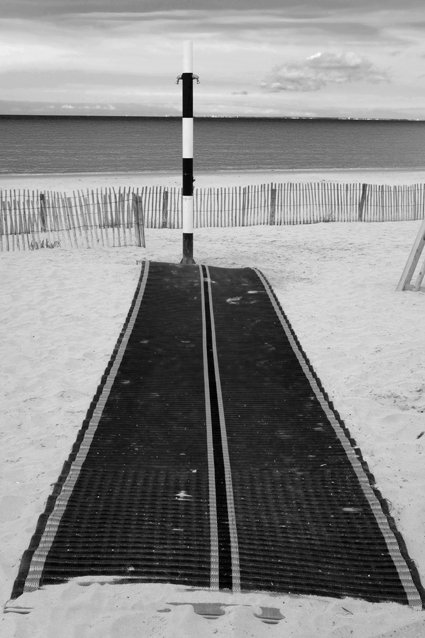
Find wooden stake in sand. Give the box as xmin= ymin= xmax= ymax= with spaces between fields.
xmin=177 ymin=40 xmax=199 ymax=264
xmin=396 ymin=218 xmax=425 ymax=291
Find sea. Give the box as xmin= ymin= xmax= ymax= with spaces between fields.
xmin=0 ymin=116 xmax=425 ymax=174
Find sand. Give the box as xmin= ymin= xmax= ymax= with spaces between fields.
xmin=1 ymin=170 xmax=424 ymax=637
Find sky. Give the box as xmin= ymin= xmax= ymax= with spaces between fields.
xmin=1 ymin=1 xmax=425 ymax=118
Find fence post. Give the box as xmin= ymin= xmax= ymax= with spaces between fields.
xmin=133 ymin=193 xmax=145 ymax=247
xmin=270 ymin=183 xmax=277 ymax=225
xmin=40 ymin=193 xmax=47 ymax=231
xmin=65 ymin=196 xmax=79 ymax=248
xmin=161 ymin=189 xmax=169 ymax=228
xmin=241 ymin=187 xmax=247 ymax=227
xmin=358 ymin=183 xmax=368 ymax=221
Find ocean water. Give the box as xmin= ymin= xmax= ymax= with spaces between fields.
xmin=0 ymin=116 xmax=425 ymax=174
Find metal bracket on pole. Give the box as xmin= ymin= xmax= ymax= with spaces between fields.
xmin=176 ymin=74 xmax=200 ymax=85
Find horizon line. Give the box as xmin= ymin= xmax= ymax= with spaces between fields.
xmin=0 ymin=114 xmax=424 ymax=122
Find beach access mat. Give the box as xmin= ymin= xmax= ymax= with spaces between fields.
xmin=10 ymin=261 xmax=424 ymax=608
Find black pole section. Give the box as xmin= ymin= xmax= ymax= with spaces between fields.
xmin=182 ymin=73 xmax=193 ymax=118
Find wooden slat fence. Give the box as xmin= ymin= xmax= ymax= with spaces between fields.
xmin=1 ymin=182 xmax=425 ymax=251
xmin=0 ymin=188 xmax=145 ymax=252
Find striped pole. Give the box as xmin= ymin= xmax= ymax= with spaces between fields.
xmin=177 ymin=41 xmax=199 ymax=264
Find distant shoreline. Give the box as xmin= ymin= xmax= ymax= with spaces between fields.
xmin=1 ymin=168 xmax=425 ymax=192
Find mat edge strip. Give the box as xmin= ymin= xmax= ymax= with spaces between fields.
xmin=19 ymin=261 xmax=151 ymax=596
xmin=199 ymin=264 xmax=220 ymax=591
xmin=205 ymin=264 xmax=241 ymax=593
xmin=254 ymin=267 xmax=424 ymax=610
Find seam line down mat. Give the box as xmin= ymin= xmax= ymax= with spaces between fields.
xmin=8 ymin=261 xmax=425 ymax=609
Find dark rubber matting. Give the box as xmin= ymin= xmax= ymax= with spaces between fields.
xmin=11 ymin=261 xmax=424 ymax=608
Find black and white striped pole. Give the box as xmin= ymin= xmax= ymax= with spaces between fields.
xmin=177 ymin=41 xmax=199 ymax=264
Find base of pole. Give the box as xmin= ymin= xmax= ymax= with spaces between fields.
xmin=181 ymin=233 xmax=195 ymax=264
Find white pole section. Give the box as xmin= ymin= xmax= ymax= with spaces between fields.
xmin=182 ymin=118 xmax=194 ymax=159
xmin=183 ymin=40 xmax=193 ymax=73
xmin=182 ymin=196 xmax=194 ymax=233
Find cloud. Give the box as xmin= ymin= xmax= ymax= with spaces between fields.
xmin=58 ymin=103 xmax=116 ymax=111
xmin=39 ymin=9 xmax=392 ymax=46
xmin=0 ymin=5 xmax=423 ymax=118
xmin=1 ymin=0 xmax=424 ymax=20
xmin=261 ymin=51 xmax=389 ymax=92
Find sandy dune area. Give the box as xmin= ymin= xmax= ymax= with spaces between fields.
xmin=1 ymin=171 xmax=424 ymax=637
